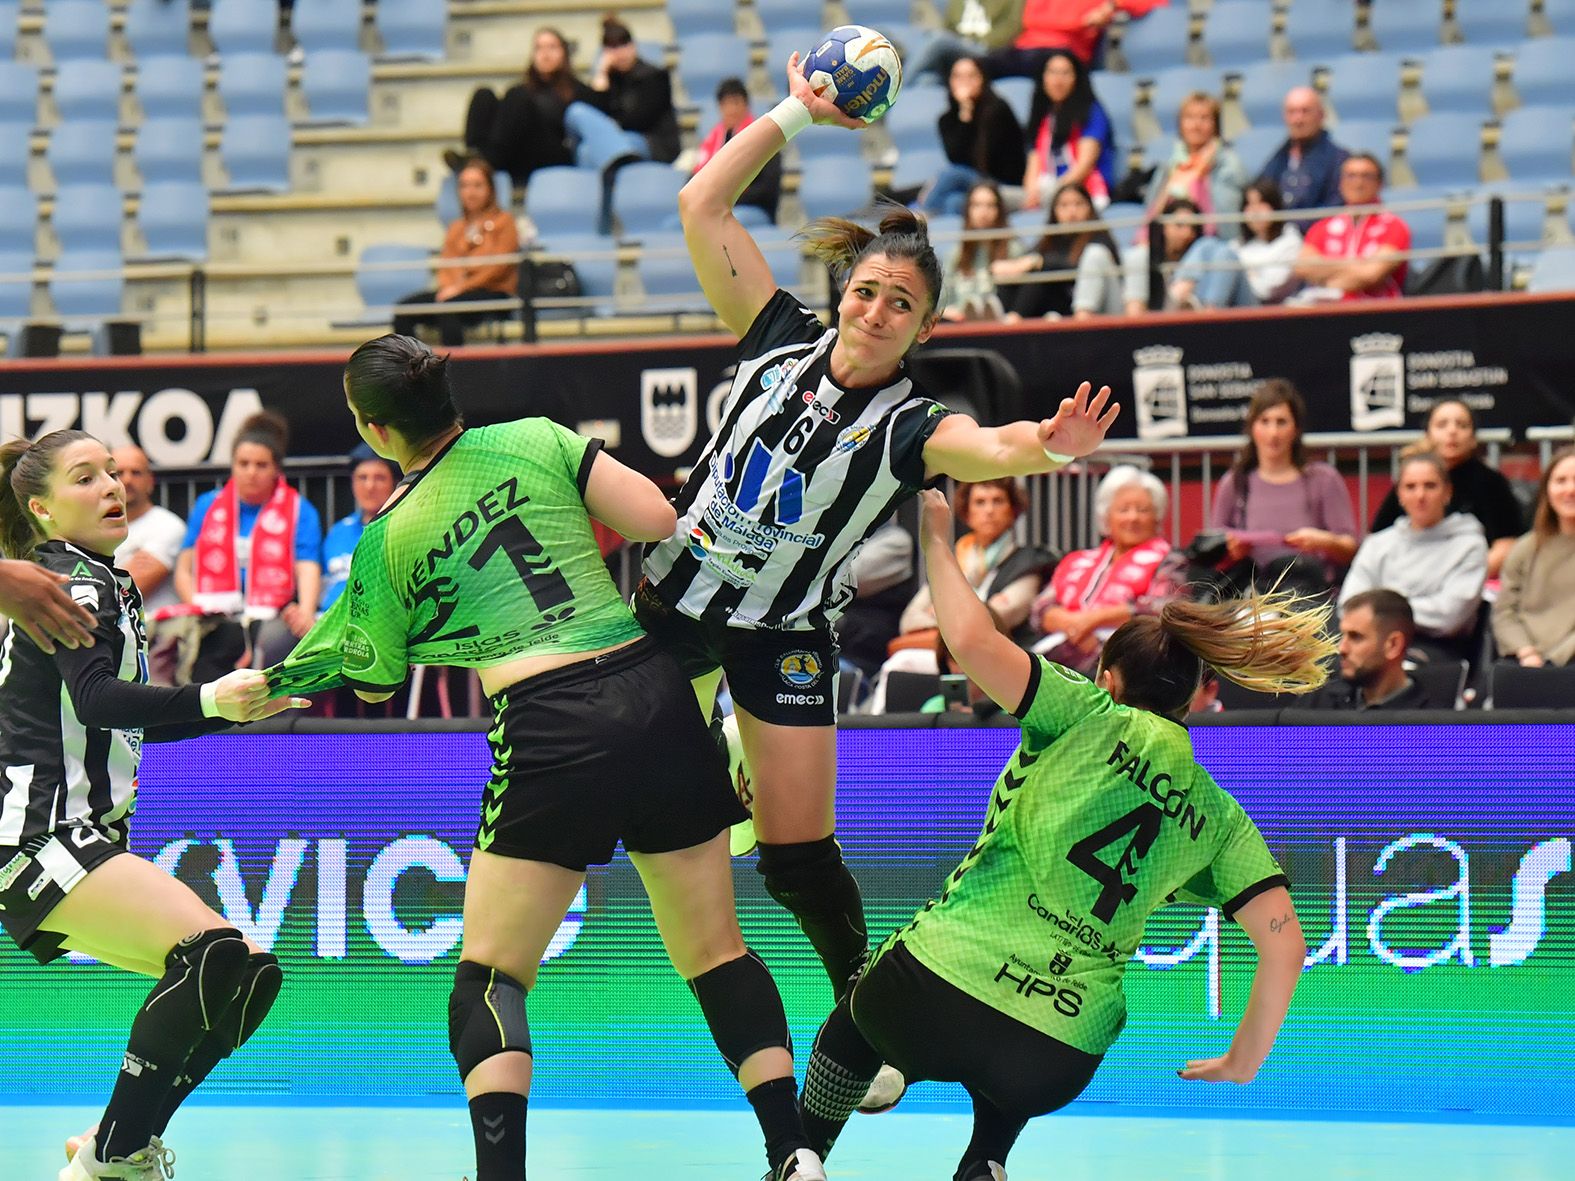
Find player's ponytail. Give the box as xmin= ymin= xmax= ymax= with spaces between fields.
xmin=800 ymin=199 xmax=943 ymax=313
xmin=344 ymin=333 xmax=463 ymax=446
xmin=0 ymin=430 xmax=93 ymax=560
xmin=1098 ymin=588 xmax=1335 ymax=721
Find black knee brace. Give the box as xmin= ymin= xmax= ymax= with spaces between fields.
xmin=755 ymin=838 xmax=863 ymax=925
xmin=687 ymin=949 xmax=792 ymax=1076
xmin=222 ymin=952 xmax=282 ymax=1050
xmin=448 ymin=960 xmax=532 ymax=1080
xmin=160 ymin=927 xmax=252 ymax=1033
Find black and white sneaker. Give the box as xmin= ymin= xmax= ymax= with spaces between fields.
xmin=771 ymin=1147 xmax=828 ymax=1180
xmin=856 ymin=1064 xmax=907 ymax=1114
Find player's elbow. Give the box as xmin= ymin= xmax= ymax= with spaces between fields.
xmin=623 ymin=498 xmax=678 ymax=543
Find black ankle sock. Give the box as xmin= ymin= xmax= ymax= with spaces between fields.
xmin=468 ymin=1091 xmax=527 ymax=1181
xmin=747 ymin=1076 xmax=808 ymax=1176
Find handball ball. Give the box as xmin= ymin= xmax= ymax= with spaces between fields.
xmin=800 ymin=24 xmax=903 ymax=124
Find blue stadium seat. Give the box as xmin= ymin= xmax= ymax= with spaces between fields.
xmin=676 ymin=33 xmax=752 ymax=107
xmin=51 ymin=250 xmax=124 ymax=323
xmin=755 ymin=232 xmax=804 ymax=290
xmin=637 ymin=231 xmax=707 ymax=313
xmin=1329 ymin=117 xmax=1399 ymax=170
xmin=0 ymin=250 xmax=33 ymax=323
xmin=47 ymin=121 xmax=119 ymax=187
xmin=435 ymin=170 xmax=512 ymax=227
xmin=52 ymin=183 xmax=123 ymax=252
xmin=0 ymin=62 xmax=40 ymax=126
xmin=1453 ymin=5 xmax=1529 ymax=47
xmin=1229 ymin=124 xmax=1288 ymax=180
xmin=1399 ymin=199 xmax=1450 ymax=253
xmin=667 ymin=0 xmax=729 ymax=41
xmin=376 ymin=0 xmax=448 ymax=61
xmin=880 ymin=85 xmax=949 ymax=152
xmin=1235 ymin=60 xmax=1313 ymax=131
xmin=0 ymin=126 xmax=29 ymax=187
xmin=1418 ymin=44 xmax=1498 ymax=117
xmin=208 ymin=0 xmax=278 ymax=55
xmin=293 ymin=0 xmax=362 ymax=53
xmin=523 ymin=166 xmax=602 ymax=238
xmin=891 ymin=144 xmax=948 ymax=194
xmin=1147 ymin=65 xmax=1223 ymax=133
xmin=1323 ymin=53 xmax=1404 ymax=124
xmin=301 ymin=48 xmax=371 ymax=124
xmin=218 ymin=52 xmax=289 ymax=119
xmin=1465 ymin=190 xmax=1549 ymax=249
xmin=124 ymin=0 xmax=191 ymax=61
xmin=135 ymin=55 xmax=205 ymax=120
xmin=0 ymin=2 xmax=18 ymax=62
xmin=1402 ymin=112 xmax=1484 ymax=189
xmin=1091 ymin=71 xmax=1136 ymax=147
xmin=798 ymin=157 xmax=874 ymax=220
xmin=1204 ymin=1 xmax=1275 ymax=70
xmin=355 ymin=242 xmax=429 ymax=312
xmin=1120 ymin=6 xmax=1195 ymax=77
xmin=53 ymin=61 xmax=124 ymax=124
xmin=138 ymin=180 xmax=209 ymax=260
xmin=136 ymin=117 xmax=205 ymax=185
xmin=537 ymin=233 xmax=616 ymax=316
xmin=843 ymin=0 xmax=917 ymax=31
xmin=755 ymin=0 xmax=820 ymax=36
xmin=1368 ymin=0 xmax=1446 ymax=53
xmin=0 ymin=184 xmax=35 ymax=252
xmin=765 ymin=27 xmax=825 ymax=78
xmin=1527 ymin=246 xmax=1575 ymax=292
xmin=1283 ymin=4 xmax=1356 ymax=61
xmin=612 ymin=161 xmax=688 ymax=236
xmin=44 ymin=0 xmax=110 ymax=62
xmin=1546 ymin=0 xmax=1575 ymax=37
xmin=1510 ymin=38 xmax=1575 ymax=110
xmin=993 ymin=76 xmax=1036 ymax=128
xmin=1496 ymin=105 xmax=1575 ymax=185
xmin=220 ymin=114 xmax=292 ymax=191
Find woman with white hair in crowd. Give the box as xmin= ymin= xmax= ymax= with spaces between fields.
xmin=1033 ymin=464 xmax=1172 ymax=672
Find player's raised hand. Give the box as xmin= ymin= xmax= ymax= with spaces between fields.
xmin=1177 ymin=1055 xmax=1257 ymax=1084
xmin=917 ymin=488 xmax=954 ymax=554
xmin=786 ymin=53 xmax=866 ymax=130
xmin=1038 ymin=381 xmax=1119 ymax=461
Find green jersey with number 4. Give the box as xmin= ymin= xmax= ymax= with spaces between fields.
xmin=271 ymin=419 xmax=642 ymax=695
xmin=890 ymin=656 xmax=1287 ymax=1055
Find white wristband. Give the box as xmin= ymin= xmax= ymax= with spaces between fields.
xmin=1043 ymin=446 xmax=1075 ymax=466
xmin=200 ymin=681 xmax=220 ymax=718
xmin=764 ymin=96 xmax=813 ymax=142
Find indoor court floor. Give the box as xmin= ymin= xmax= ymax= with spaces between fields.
xmin=9 ymin=1107 xmax=1574 ymax=1180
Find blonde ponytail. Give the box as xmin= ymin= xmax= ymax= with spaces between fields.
xmin=1159 ymin=588 xmax=1336 ymax=696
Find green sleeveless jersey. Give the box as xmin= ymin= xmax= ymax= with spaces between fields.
xmin=271 ymin=419 xmax=642 ymax=695
xmin=889 ymin=657 xmax=1287 ymax=1055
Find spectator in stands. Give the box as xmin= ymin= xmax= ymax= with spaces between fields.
xmin=940 ymin=182 xmax=1019 ymax=321
xmin=1032 ymin=465 xmax=1171 ymax=672
xmin=393 ymin=159 xmax=521 ymax=348
xmin=1370 ymin=399 xmax=1526 ymax=578
xmin=450 ymin=28 xmax=595 ymax=186
xmin=1255 ymin=86 xmax=1347 ymax=218
xmin=919 ymin=607 xmax=1011 ymax=717
xmin=174 ymin=412 xmax=324 ymax=677
xmin=921 ymin=56 xmax=1026 ymax=215
xmin=1143 ymin=92 xmax=1245 ymax=235
xmin=1292 ymin=153 xmax=1410 ymax=301
xmin=989 ymin=0 xmax=1171 ymax=75
xmin=320 ymin=445 xmax=399 ymax=613
xmin=910 ymin=0 xmax=1027 ymax=81
xmin=1310 ymin=589 xmax=1437 ymax=710
xmin=997 ymin=181 xmax=1123 ymax=318
xmin=1198 ymin=380 xmax=1357 ymax=596
xmin=1171 ymin=179 xmax=1303 ymax=309
xmin=835 ymin=514 xmax=917 ymax=686
xmin=693 ymin=78 xmax=781 ymax=223
xmin=110 ymin=444 xmax=185 ymax=616
xmin=1340 ymin=453 xmax=1487 ymax=659
xmin=572 ymin=16 xmax=680 ymax=170
xmin=1122 ymin=196 xmax=1236 ymax=314
xmin=1492 ymin=445 xmax=1575 ymax=667
xmin=1019 ymin=49 xmax=1117 ymax=210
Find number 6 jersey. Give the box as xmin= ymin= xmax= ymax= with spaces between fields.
xmin=891 ymin=656 xmax=1288 ymax=1055
xmin=280 ymin=419 xmax=641 ymax=695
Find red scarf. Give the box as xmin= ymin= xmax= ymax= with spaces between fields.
xmin=1035 ymin=113 xmax=1109 ymax=205
xmin=694 ymin=111 xmax=755 ymax=174
xmin=194 ymin=478 xmax=300 ymax=617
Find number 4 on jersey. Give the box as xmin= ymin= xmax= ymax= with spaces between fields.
xmin=1066 ymin=804 xmax=1163 ymax=923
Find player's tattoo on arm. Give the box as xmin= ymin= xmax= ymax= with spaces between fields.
xmin=723 ymin=245 xmax=738 ymax=278
xmin=1269 ymin=912 xmax=1295 ymax=934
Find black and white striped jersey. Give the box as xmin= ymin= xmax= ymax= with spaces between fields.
xmin=644 ymin=290 xmax=954 ymax=631
xmin=0 ymin=541 xmax=210 ymax=847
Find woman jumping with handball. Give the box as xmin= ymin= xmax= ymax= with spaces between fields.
xmin=796 ymin=488 xmax=1333 ymax=1180
xmin=0 ymin=431 xmax=304 ymax=1181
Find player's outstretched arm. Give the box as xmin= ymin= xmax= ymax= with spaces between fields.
xmin=679 ymin=54 xmax=861 ymax=337
xmin=1179 ymin=886 xmax=1305 ymax=1084
xmin=583 ymin=449 xmax=677 ymax=542
xmin=918 ymin=489 xmax=1032 ymax=711
xmin=922 ymin=381 xmax=1119 ymax=482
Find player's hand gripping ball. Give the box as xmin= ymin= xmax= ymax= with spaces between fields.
xmin=800 ymin=25 xmax=903 ymax=124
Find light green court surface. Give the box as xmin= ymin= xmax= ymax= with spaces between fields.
xmin=8 ymin=1108 xmax=1574 ymax=1180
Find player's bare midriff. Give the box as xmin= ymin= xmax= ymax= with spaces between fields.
xmin=477 ymin=636 xmax=644 ymax=697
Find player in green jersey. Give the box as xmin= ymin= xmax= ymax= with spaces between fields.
xmin=273 ymin=336 xmax=823 ymax=1181
xmin=797 ymin=489 xmax=1336 ymax=1181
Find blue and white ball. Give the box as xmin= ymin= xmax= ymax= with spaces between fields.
xmin=800 ymin=24 xmax=903 ymax=125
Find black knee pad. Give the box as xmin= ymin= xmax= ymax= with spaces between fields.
xmin=687 ymin=949 xmax=792 ymax=1076
xmin=224 ymin=952 xmax=282 ymax=1050
xmin=756 ymin=838 xmax=864 ymax=923
xmin=163 ymin=927 xmax=252 ymax=1032
xmin=448 ymin=960 xmax=532 ymax=1080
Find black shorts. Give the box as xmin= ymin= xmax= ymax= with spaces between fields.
xmin=633 ymin=580 xmax=840 ymax=727
xmin=0 ymin=825 xmax=128 ymax=965
xmin=852 ymin=939 xmax=1104 ymax=1119
xmin=478 ymin=636 xmax=747 ymax=871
